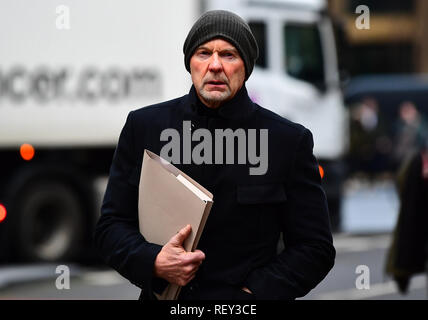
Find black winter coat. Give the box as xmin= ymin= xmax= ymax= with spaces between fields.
xmin=93 ymin=85 xmax=335 ymax=300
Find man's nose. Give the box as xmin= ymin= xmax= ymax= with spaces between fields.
xmin=208 ymin=52 xmax=223 ymax=73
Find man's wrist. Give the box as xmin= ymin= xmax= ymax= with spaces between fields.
xmin=153 ymin=253 xmax=163 ymax=278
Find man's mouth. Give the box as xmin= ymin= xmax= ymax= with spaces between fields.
xmin=206 ymin=80 xmax=227 ymax=87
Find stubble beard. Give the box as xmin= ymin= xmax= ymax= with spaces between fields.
xmin=196 ymin=75 xmax=232 ymax=107
xmin=199 ymin=86 xmax=231 ymax=105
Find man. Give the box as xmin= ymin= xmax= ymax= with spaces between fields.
xmin=94 ymin=10 xmax=335 ymax=300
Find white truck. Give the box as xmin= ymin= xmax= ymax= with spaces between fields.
xmin=0 ymin=0 xmax=348 ymax=263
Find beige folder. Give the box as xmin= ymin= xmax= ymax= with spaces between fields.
xmin=138 ymin=149 xmax=213 ymax=300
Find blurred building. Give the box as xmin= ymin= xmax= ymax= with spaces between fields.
xmin=328 ymin=0 xmax=428 ymax=76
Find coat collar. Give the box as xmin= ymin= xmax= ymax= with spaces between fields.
xmin=184 ymin=84 xmax=256 ymax=120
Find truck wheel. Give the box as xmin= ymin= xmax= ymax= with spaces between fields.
xmin=13 ymin=180 xmax=84 ymax=262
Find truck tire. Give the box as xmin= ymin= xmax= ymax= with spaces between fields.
xmin=13 ymin=179 xmax=84 ymax=262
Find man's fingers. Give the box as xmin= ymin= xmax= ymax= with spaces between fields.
xmin=178 ymin=273 xmax=195 ymax=287
xmin=183 ymin=264 xmax=196 ymax=275
xmin=186 ymin=273 xmax=196 ymax=284
xmin=193 ymin=249 xmax=206 ymax=261
xmin=181 ymin=250 xmax=205 ymax=265
xmin=184 ymin=260 xmax=203 ymax=274
xmin=186 ymin=249 xmax=205 ymax=264
xmin=170 ymin=224 xmax=192 ymax=246
xmin=189 ymin=264 xmax=200 ymax=277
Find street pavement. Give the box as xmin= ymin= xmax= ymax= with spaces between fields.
xmin=0 ymin=178 xmax=426 ymax=300
xmin=0 ymin=233 xmax=425 ymax=300
xmin=300 ymin=233 xmax=427 ymax=300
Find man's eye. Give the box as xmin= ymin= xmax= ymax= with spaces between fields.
xmin=222 ymin=52 xmax=235 ymax=59
xmin=198 ymin=51 xmax=210 ymax=57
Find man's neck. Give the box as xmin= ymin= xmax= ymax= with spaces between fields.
xmin=199 ymin=98 xmax=225 ymax=109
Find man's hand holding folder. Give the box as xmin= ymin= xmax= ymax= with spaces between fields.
xmin=154 ymin=224 xmax=205 ymax=287
xmin=138 ymin=149 xmax=213 ymax=299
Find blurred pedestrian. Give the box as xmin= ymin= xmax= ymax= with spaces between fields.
xmin=392 ymin=102 xmax=428 ymax=170
xmin=385 ymin=144 xmax=428 ymax=294
xmin=348 ymin=97 xmax=392 ymax=177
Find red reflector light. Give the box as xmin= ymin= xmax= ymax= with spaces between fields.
xmin=0 ymin=204 xmax=6 ymax=223
xmin=318 ymin=165 xmax=325 ymax=179
xmin=20 ymin=143 xmax=35 ymax=161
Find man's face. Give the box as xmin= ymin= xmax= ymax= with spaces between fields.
xmin=190 ymin=39 xmax=246 ymax=108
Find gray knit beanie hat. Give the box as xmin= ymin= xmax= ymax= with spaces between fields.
xmin=183 ymin=10 xmax=259 ymax=80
